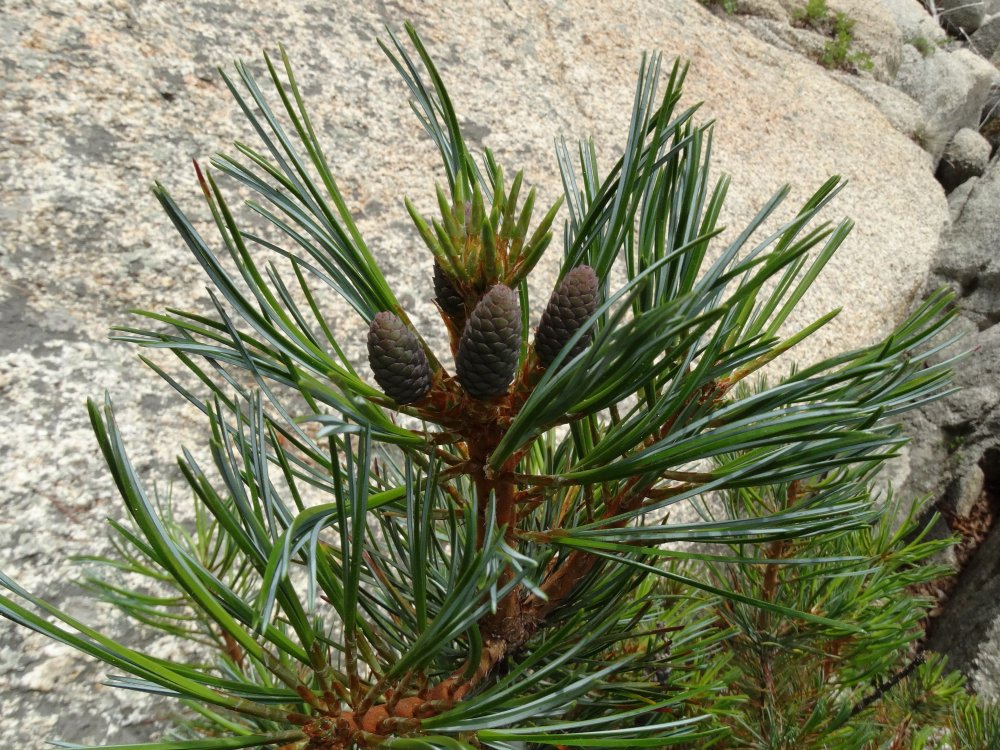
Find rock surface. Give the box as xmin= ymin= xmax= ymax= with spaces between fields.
xmin=740 ymin=0 xmax=903 ymax=82
xmin=934 ymin=154 xmax=1000 ymax=327
xmin=896 ymin=149 xmax=1000 ymax=691
xmin=934 ymin=0 xmax=988 ymax=34
xmin=829 ymin=0 xmax=905 ymax=82
xmin=936 ymin=126 xmax=993 ymax=189
xmin=732 ymin=0 xmax=790 ymax=22
xmin=895 ymin=45 xmax=997 ymax=163
xmin=947 ymin=173 xmax=981 ymax=218
xmin=836 ymin=73 xmax=927 ymax=138
xmin=979 ymin=82 xmax=1000 ymax=149
xmin=879 ymin=0 xmax=950 ymax=42
xmin=971 ymin=13 xmax=1000 ymax=57
xmin=925 ymin=450 xmax=1000 ymax=695
xmin=0 ymin=1 xmax=951 ymax=748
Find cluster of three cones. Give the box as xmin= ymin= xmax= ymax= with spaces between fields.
xmin=367 ymin=264 xmax=600 ymax=405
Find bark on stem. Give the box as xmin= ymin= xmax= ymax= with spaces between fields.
xmin=475 ymin=460 xmax=522 ymax=642
xmin=430 ymin=449 xmax=526 ymax=697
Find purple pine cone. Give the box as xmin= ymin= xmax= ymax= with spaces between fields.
xmin=456 ymin=285 xmax=521 ymax=399
xmin=367 ymin=312 xmax=432 ymax=404
xmin=534 ymin=265 xmax=600 ymax=368
xmin=433 ymin=263 xmax=465 ymax=317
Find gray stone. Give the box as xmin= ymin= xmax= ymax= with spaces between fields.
xmin=921 ymin=326 xmax=1000 ymax=438
xmin=936 ymin=126 xmax=993 ymax=190
xmin=971 ymin=12 xmax=1000 ymax=56
xmin=934 ymin=158 xmax=1000 ymax=327
xmin=893 ymin=315 xmax=999 ymax=528
xmin=745 ymin=0 xmax=902 ymax=80
xmin=947 ymin=175 xmax=980 ymax=220
xmin=884 ymin=411 xmax=950 ymax=527
xmin=835 ymin=73 xmax=927 ymax=138
xmin=925 ymin=472 xmax=1000 ymax=691
xmin=973 ymin=616 xmax=1000 ymax=699
xmin=890 ymin=319 xmax=1000 ymax=695
xmin=894 ymin=45 xmax=997 ymax=162
xmin=878 ymin=0 xmax=951 ymax=41
xmin=932 ymin=383 xmax=1000 ymax=431
xmin=980 ymin=81 xmax=1000 ymax=151
xmin=732 ymin=0 xmax=789 ymax=21
xmin=931 ymin=0 xmax=988 ymax=33
xmin=738 ymin=16 xmax=829 ymax=58
xmin=946 ymin=462 xmax=985 ymax=516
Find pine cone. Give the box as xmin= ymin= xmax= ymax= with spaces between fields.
xmin=456 ymin=284 xmax=521 ymax=399
xmin=535 ymin=265 xmax=600 ymax=367
xmin=433 ymin=262 xmax=464 ymax=317
xmin=367 ymin=312 xmax=432 ymax=404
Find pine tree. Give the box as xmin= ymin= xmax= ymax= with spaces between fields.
xmin=0 ymin=22 xmax=979 ymax=750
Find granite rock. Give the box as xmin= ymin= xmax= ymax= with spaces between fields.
xmin=0 ymin=0 xmax=951 ymax=747
xmin=835 ymin=72 xmax=927 ymax=138
xmin=971 ymin=12 xmax=1000 ymax=57
xmin=737 ymin=15 xmax=830 ymax=59
xmin=948 ymin=462 xmax=986 ymax=517
xmin=947 ymin=174 xmax=980 ymax=219
xmin=828 ymin=0 xmax=905 ymax=82
xmin=746 ymin=0 xmax=903 ymax=81
xmin=925 ymin=453 xmax=1000 ymax=694
xmin=891 ymin=314 xmax=1000 ymax=549
xmin=979 ymin=81 xmax=1000 ymax=150
xmin=936 ymin=126 xmax=993 ymax=190
xmin=932 ymin=0 xmax=988 ymax=34
xmin=878 ymin=0 xmax=950 ymax=42
xmin=732 ymin=0 xmax=790 ymax=22
xmin=895 ymin=44 xmax=997 ymax=162
xmin=903 ymin=309 xmax=1000 ymax=451
xmin=933 ymin=154 xmax=1000 ymax=327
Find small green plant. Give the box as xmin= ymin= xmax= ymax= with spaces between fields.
xmin=908 ymin=34 xmax=937 ymax=57
xmin=820 ymin=12 xmax=874 ymax=72
xmin=707 ymin=479 xmax=966 ymax=746
xmin=791 ymin=2 xmax=872 ymax=72
xmin=699 ymin=0 xmax=738 ymax=15
xmin=950 ymin=696 xmax=1000 ymax=749
xmin=946 ymin=432 xmax=970 ymax=453
xmin=0 ymin=20 xmax=972 ymax=750
xmin=792 ymin=0 xmax=831 ymax=29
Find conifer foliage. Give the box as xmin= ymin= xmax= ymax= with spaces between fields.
xmin=0 ymin=22 xmax=980 ymax=750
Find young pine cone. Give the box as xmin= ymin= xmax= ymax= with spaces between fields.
xmin=455 ymin=284 xmax=521 ymax=399
xmin=367 ymin=311 xmax=432 ymax=404
xmin=534 ymin=264 xmax=600 ymax=367
xmin=433 ymin=262 xmax=465 ymax=318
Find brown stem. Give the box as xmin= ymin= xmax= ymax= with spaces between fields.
xmin=525 ymin=477 xmax=650 ymax=621
xmin=424 ymin=637 xmax=508 ymax=702
xmin=761 ymin=545 xmax=785 ymax=605
xmin=441 ymin=482 xmax=469 ymax=508
xmin=476 ymin=466 xmax=522 ymax=640
xmin=761 ymin=481 xmax=803 ymax=606
xmin=420 ymin=379 xmax=735 ymax=705
xmin=411 ymin=428 xmax=530 ymax=697
xmin=525 ymin=380 xmax=731 ymax=621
